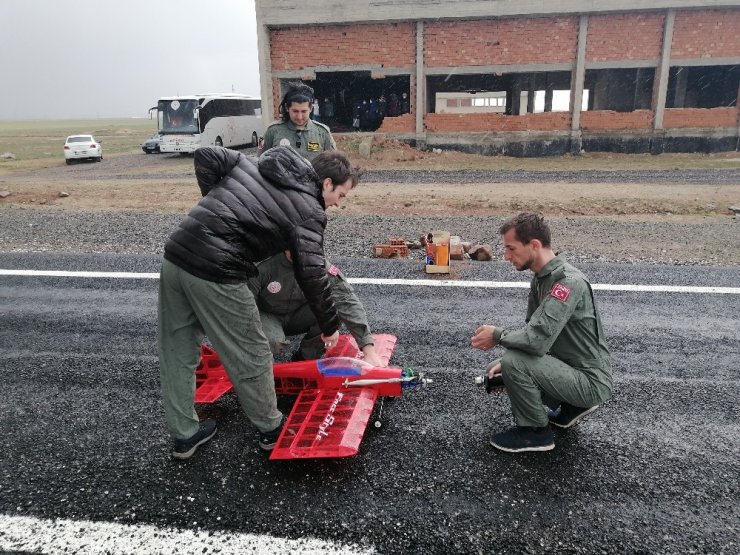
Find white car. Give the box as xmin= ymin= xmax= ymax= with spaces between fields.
xmin=64 ymin=135 xmax=102 ymax=165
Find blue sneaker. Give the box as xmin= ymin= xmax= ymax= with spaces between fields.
xmin=172 ymin=419 xmax=217 ymax=460
xmin=490 ymin=426 xmax=555 ymax=453
xmin=548 ymin=403 xmax=600 ymax=429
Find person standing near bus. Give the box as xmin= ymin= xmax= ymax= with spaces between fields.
xmin=259 ymin=82 xmax=335 ymax=161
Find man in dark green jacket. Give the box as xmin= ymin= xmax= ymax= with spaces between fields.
xmin=471 ymin=212 xmax=612 ymax=453
xmin=259 ymin=82 xmax=336 ymax=161
xmin=248 ymin=252 xmax=385 ymax=367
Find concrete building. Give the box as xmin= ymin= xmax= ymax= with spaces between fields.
xmin=255 ymin=0 xmax=740 ymax=155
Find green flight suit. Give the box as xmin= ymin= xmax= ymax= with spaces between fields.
xmin=259 ymin=119 xmax=336 ymax=161
xmin=491 ymin=255 xmax=612 ymax=427
xmin=248 ymin=253 xmax=374 ymax=359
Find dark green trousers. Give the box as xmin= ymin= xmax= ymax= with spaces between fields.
xmin=259 ymin=304 xmax=325 ymax=360
xmin=491 ymin=351 xmax=612 ymax=427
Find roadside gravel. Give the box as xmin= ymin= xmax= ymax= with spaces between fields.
xmin=363 ymin=168 xmax=740 ymax=184
xmin=2 ymin=206 xmax=738 ymax=266
xmin=1 ymin=150 xmax=738 ymax=265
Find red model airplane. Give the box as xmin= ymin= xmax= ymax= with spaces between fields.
xmin=194 ymin=334 xmax=426 ymax=460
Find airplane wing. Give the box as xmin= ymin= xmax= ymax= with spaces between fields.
xmin=194 ymin=344 xmax=235 ymax=403
xmin=269 ymin=387 xmax=379 ymax=460
xmin=270 ymin=335 xmax=402 ymax=460
xmin=193 ymin=333 xmax=411 ymax=460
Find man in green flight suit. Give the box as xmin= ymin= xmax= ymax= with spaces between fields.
xmin=248 ymin=252 xmax=386 ymax=368
xmin=259 ymin=82 xmax=336 ymax=161
xmin=471 ymin=212 xmax=612 ymax=453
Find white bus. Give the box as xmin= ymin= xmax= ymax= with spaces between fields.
xmin=152 ymin=94 xmax=263 ymax=154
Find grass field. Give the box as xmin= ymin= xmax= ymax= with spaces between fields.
xmin=0 ymin=119 xmax=738 ymax=222
xmin=0 ymin=119 xmax=158 ymax=161
xmin=1 ymin=118 xmax=739 ymax=171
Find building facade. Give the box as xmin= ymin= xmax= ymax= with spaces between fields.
xmin=255 ymin=0 xmax=740 ymax=155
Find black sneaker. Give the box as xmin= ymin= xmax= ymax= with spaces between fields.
xmin=548 ymin=403 xmax=599 ymax=429
xmin=490 ymin=426 xmax=555 ymax=453
xmin=172 ymin=419 xmax=217 ymax=460
xmin=258 ymin=418 xmax=284 ymax=451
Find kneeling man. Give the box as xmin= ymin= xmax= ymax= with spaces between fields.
xmin=471 ymin=212 xmax=612 ymax=453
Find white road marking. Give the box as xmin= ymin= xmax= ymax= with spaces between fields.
xmin=0 ymin=514 xmax=374 ymax=555
xmin=0 ymin=269 xmax=159 ymax=279
xmin=349 ymin=277 xmax=740 ymax=294
xmin=1 ymin=269 xmax=738 ymax=294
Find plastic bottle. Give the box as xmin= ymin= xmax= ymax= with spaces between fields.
xmin=436 ymin=241 xmax=449 ymax=265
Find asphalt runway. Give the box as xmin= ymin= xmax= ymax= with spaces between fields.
xmin=1 ymin=252 xmax=738 ymax=554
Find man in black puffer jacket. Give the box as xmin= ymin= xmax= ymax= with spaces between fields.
xmin=158 ymin=145 xmax=360 ymax=460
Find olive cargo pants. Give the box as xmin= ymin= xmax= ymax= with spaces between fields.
xmin=158 ymin=258 xmax=283 ymax=440
xmin=259 ymin=303 xmax=326 ymax=360
xmin=491 ymin=350 xmax=612 ymax=428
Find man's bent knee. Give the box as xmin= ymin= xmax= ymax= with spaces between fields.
xmin=501 ymin=350 xmax=540 ymax=377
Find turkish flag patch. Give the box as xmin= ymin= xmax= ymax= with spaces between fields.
xmin=328 ymin=264 xmax=339 ymax=276
xmin=550 ymin=283 xmax=572 ymax=302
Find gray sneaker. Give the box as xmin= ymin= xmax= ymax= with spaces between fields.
xmin=172 ymin=419 xmax=217 ymax=460
xmin=548 ymin=403 xmax=599 ymax=429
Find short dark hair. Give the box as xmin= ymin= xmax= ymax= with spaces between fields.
xmin=499 ymin=212 xmax=551 ymax=247
xmin=280 ymin=82 xmax=315 ymax=122
xmin=311 ymin=150 xmax=362 ymax=189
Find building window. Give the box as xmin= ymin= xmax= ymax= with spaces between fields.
xmin=584 ymin=68 xmax=654 ymax=112
xmin=666 ymin=65 xmax=739 ymax=109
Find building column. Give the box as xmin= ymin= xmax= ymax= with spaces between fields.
xmin=415 ymin=21 xmax=425 ymax=137
xmin=653 ymin=9 xmax=675 ymax=130
xmin=672 ymin=67 xmax=688 ymax=108
xmin=736 ymin=80 xmax=740 ymax=151
xmin=508 ymin=76 xmax=522 ymax=115
xmin=526 ymin=75 xmax=536 ymax=113
xmin=544 ymin=75 xmax=554 ymax=112
xmin=256 ymin=21 xmax=274 ymax=122
xmin=634 ymin=68 xmax=652 ymax=109
xmin=570 ymin=15 xmax=588 ymax=153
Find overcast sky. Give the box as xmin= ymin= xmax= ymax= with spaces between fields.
xmin=0 ymin=0 xmax=260 ymax=120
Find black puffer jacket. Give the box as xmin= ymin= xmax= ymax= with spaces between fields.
xmin=163 ymin=146 xmax=338 ymax=335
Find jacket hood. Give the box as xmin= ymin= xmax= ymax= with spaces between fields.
xmin=258 ymin=146 xmax=322 ymax=201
